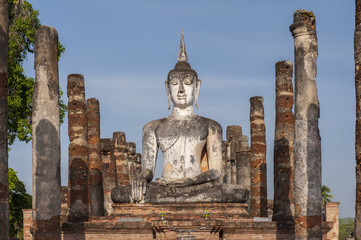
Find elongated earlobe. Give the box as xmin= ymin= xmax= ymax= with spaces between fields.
xmin=165 ymin=81 xmax=171 ymax=110
xmin=195 ymin=79 xmax=201 ymax=109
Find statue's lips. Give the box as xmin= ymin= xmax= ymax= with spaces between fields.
xmin=177 ymin=95 xmax=186 ymax=100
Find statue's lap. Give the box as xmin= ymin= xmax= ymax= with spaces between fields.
xmin=111 ymin=181 xmax=249 ymax=204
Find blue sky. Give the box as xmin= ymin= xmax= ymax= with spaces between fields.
xmin=9 ymin=1 xmax=355 ymax=218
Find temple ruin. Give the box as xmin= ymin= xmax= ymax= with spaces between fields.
xmin=11 ymin=7 xmax=347 ymax=240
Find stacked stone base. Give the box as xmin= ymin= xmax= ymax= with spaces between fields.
xmin=23 ymin=202 xmax=338 ymax=239
xmin=61 ymin=203 xmax=297 ymax=240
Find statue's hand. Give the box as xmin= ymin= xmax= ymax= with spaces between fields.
xmin=131 ymin=177 xmax=147 ymax=203
xmin=157 ymin=177 xmax=195 ymax=188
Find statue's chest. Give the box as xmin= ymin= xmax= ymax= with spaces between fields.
xmin=155 ymin=120 xmax=208 ymax=153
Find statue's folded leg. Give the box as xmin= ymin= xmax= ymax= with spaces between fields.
xmin=111 ymin=182 xmax=250 ymax=203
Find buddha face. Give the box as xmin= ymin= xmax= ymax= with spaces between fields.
xmin=167 ymin=72 xmax=198 ymax=109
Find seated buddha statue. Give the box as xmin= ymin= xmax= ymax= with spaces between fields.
xmin=111 ymin=31 xmax=248 ymax=204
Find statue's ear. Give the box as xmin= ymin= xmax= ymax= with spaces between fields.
xmin=195 ymin=79 xmax=201 ymax=109
xmin=165 ymin=80 xmax=171 ymax=110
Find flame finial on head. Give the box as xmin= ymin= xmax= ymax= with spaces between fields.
xmin=177 ymin=29 xmax=188 ymax=62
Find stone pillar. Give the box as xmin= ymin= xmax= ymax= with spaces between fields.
xmin=236 ymin=147 xmax=251 ymax=191
xmin=0 ymin=1 xmax=9 ymax=238
xmin=226 ymin=126 xmax=242 ymax=161
xmin=220 ymin=141 xmax=226 ymax=183
xmin=325 ymin=202 xmax=339 ymax=240
xmin=227 ymin=125 xmax=243 ymax=184
xmin=226 ymin=143 xmax=232 ymax=184
xmin=67 ymin=74 xmax=89 ymax=222
xmin=87 ymin=98 xmax=104 ymax=217
xmin=113 ymin=132 xmax=129 ymax=185
xmin=355 ymin=1 xmax=361 ymax=239
xmin=250 ymin=96 xmax=267 ymax=217
xmin=101 ymin=138 xmax=116 ymax=216
xmin=273 ymin=60 xmax=295 ymax=223
xmin=290 ymin=10 xmax=322 ymax=239
xmin=32 ymin=25 xmax=61 ymax=239
xmin=22 ymin=209 xmax=33 ymax=240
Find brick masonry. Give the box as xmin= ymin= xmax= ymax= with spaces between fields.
xmin=250 ymin=96 xmax=267 ymax=217
xmin=87 ymin=98 xmax=104 ymax=217
xmin=273 ymin=60 xmax=295 ymax=223
xmin=113 ymin=132 xmax=129 ymax=186
xmin=67 ymin=74 xmax=89 ymax=222
xmin=100 ymin=138 xmax=116 ymax=216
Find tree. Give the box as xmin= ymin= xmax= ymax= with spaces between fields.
xmin=8 ymin=168 xmax=31 ymax=239
xmin=339 ymin=218 xmax=355 ymax=240
xmin=322 ymin=185 xmax=334 ymax=204
xmin=7 ymin=0 xmax=66 ymax=146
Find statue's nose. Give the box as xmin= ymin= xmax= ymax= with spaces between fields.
xmin=179 ymin=82 xmax=185 ymax=93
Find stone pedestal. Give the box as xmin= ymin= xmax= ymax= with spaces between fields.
xmin=112 ymin=203 xmax=249 ymax=219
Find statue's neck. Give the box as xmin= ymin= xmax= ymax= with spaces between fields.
xmin=171 ymin=106 xmax=195 ymax=119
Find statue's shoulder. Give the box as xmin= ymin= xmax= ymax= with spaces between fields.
xmin=196 ymin=115 xmax=222 ymax=132
xmin=143 ymin=117 xmax=169 ymax=131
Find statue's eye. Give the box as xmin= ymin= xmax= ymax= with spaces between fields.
xmin=171 ymin=80 xmax=179 ymax=85
xmin=184 ymin=78 xmax=192 ymax=85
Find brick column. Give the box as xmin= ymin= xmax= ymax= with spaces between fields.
xmin=113 ymin=132 xmax=129 ymax=185
xmin=273 ymin=60 xmax=295 ymax=223
xmin=127 ymin=142 xmax=137 ymax=181
xmin=325 ymin=202 xmax=339 ymax=240
xmin=22 ymin=209 xmax=33 ymax=240
xmin=250 ymin=96 xmax=267 ymax=217
xmin=87 ymin=98 xmax=104 ymax=216
xmin=32 ymin=25 xmax=61 ymax=239
xmin=355 ymin=1 xmax=361 ymax=239
xmin=61 ymin=186 xmax=68 ymax=223
xmin=67 ymin=74 xmax=89 ymax=222
xmin=101 ymin=138 xmax=116 ymax=216
xmin=0 ymin=0 xmax=8 ymax=238
xmin=290 ymin=10 xmax=322 ymax=239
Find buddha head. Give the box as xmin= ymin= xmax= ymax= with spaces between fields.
xmin=166 ymin=31 xmax=201 ymax=110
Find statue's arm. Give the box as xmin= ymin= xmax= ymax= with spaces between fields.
xmin=203 ymin=121 xmax=222 ymax=179
xmin=139 ymin=121 xmax=159 ymax=182
xmin=131 ymin=122 xmax=159 ymax=203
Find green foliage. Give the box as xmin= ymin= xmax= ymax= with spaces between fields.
xmin=339 ymin=218 xmax=354 ymax=240
xmin=8 ymin=168 xmax=32 ymax=239
xmin=7 ymin=0 xmax=66 ymax=146
xmin=322 ymin=185 xmax=334 ymax=203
